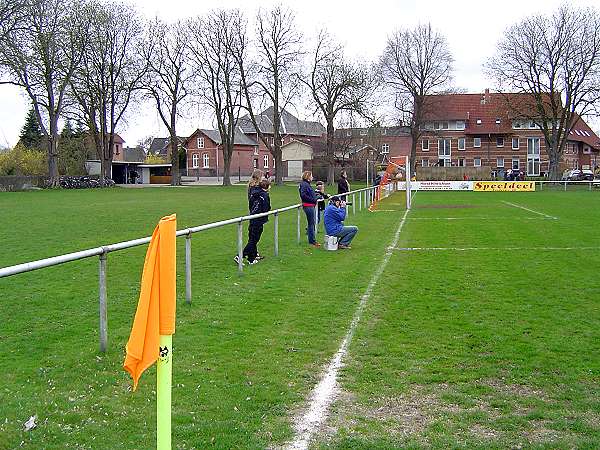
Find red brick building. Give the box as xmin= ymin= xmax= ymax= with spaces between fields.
xmin=183 ymin=128 xmax=264 ymax=177
xmin=334 ymin=125 xmax=412 ymax=164
xmin=415 ymin=90 xmax=600 ymax=177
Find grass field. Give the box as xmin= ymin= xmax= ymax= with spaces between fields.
xmin=1 ymin=186 xmax=599 ymax=449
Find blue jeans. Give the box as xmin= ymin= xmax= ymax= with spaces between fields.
xmin=335 ymin=226 xmax=358 ymax=246
xmin=303 ymin=206 xmax=316 ymax=244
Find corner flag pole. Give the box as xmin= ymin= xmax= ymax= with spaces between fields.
xmin=157 ymin=334 xmax=172 ymax=450
xmin=406 ymin=155 xmax=411 ymax=210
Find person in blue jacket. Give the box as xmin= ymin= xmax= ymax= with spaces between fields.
xmin=324 ymin=196 xmax=358 ymax=249
xmin=299 ymin=170 xmax=320 ymax=247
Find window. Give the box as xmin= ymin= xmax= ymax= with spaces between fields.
xmin=456 ymin=121 xmax=465 ymax=130
xmin=474 ymin=157 xmax=482 ymax=167
xmin=497 ymin=157 xmax=504 ymax=168
xmin=263 ymin=155 xmax=269 ymax=168
xmin=583 ymin=146 xmax=591 ymax=154
xmin=496 ymin=137 xmax=504 ymax=147
xmin=270 ymin=137 xmax=275 ymax=146
xmin=458 ymin=138 xmax=465 ymax=150
xmin=422 ymin=139 xmax=429 ymax=151
xmin=527 ymin=137 xmax=540 ymax=176
xmin=359 ymin=129 xmax=367 ymax=135
xmin=381 ymin=143 xmax=390 ymax=154
xmin=458 ymin=158 xmax=466 ymax=167
xmin=253 ymin=159 xmax=258 ymax=169
xmin=474 ymin=137 xmax=481 ymax=148
xmin=495 ymin=118 xmax=501 ymax=124
xmin=434 ymin=122 xmax=441 ymax=130
xmin=476 ymin=119 xmax=482 ymax=125
xmin=202 ymin=152 xmax=209 ymax=168
xmin=421 ymin=159 xmax=429 ymax=167
xmin=442 ymin=121 xmax=449 ymax=130
xmin=197 ymin=137 xmax=204 ymax=149
xmin=253 ymin=147 xmax=259 ymax=156
xmin=528 ymin=120 xmax=536 ymax=129
xmin=513 ymin=121 xmax=522 ymax=129
xmin=512 ymin=157 xmax=520 ymax=170
xmin=512 ymin=137 xmax=519 ymax=150
xmin=192 ymin=153 xmax=199 ymax=168
xmin=346 ymin=130 xmax=352 ymax=137
xmin=438 ymin=138 xmax=451 ymax=166
xmin=115 ymin=144 xmax=120 ymax=155
xmin=382 ymin=128 xmax=387 ymax=135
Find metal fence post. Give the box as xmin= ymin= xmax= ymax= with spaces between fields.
xmin=589 ymin=182 xmax=592 ymax=191
xmin=297 ymin=206 xmax=301 ymax=244
xmin=185 ymin=233 xmax=192 ymax=305
xmin=358 ymin=189 xmax=362 ymax=211
xmin=99 ymin=251 xmax=108 ymax=353
xmin=237 ymin=220 xmax=243 ymax=274
xmin=352 ymin=194 xmax=356 ymax=215
xmin=564 ymin=181 xmax=567 ymax=191
xmin=274 ymin=211 xmax=279 ymax=256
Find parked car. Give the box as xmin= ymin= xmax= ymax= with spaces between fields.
xmin=581 ymin=169 xmax=594 ymax=181
xmin=562 ymin=169 xmax=583 ymax=181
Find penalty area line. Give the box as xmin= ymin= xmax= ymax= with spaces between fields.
xmin=501 ymin=200 xmax=558 ymax=219
xmin=394 ymin=246 xmax=600 ymax=251
xmin=283 ymin=208 xmax=411 ymax=450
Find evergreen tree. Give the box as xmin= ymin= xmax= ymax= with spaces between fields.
xmin=61 ymin=119 xmax=75 ymax=138
xmin=19 ymin=107 xmax=43 ymax=149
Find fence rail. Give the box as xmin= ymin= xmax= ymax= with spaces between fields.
xmin=0 ymin=184 xmax=387 ymax=352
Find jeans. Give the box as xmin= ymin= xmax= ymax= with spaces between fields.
xmin=303 ymin=206 xmax=316 ymax=244
xmin=242 ymin=223 xmax=264 ymax=262
xmin=335 ymin=225 xmax=358 ymax=246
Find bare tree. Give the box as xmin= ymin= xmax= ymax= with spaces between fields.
xmin=0 ymin=0 xmax=22 ymax=39
xmin=0 ymin=0 xmax=87 ymax=185
xmin=70 ymin=1 xmax=146 ymax=182
xmin=381 ymin=23 xmax=454 ymax=173
xmin=189 ymin=10 xmax=244 ymax=186
xmin=233 ymin=6 xmax=302 ymax=185
xmin=143 ymin=19 xmax=193 ymax=186
xmin=301 ymin=31 xmax=377 ymax=185
xmin=486 ymin=6 xmax=600 ymax=180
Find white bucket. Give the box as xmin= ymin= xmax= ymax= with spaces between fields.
xmin=324 ymin=235 xmax=338 ymax=251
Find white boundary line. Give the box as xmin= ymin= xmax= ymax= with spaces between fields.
xmin=394 ymin=246 xmax=600 ymax=251
xmin=407 ymin=217 xmax=554 ymax=220
xmin=283 ymin=201 xmax=412 ymax=450
xmin=501 ymin=201 xmax=558 ymax=219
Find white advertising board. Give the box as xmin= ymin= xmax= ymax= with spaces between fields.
xmin=412 ymin=181 xmax=473 ymax=191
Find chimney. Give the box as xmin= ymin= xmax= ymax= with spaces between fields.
xmin=485 ymin=88 xmax=490 ymax=104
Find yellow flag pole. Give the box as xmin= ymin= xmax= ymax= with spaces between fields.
xmin=157 ymin=334 xmax=172 ymax=450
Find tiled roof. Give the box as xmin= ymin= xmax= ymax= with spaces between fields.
xmin=238 ymin=107 xmax=325 ymax=137
xmin=568 ymin=114 xmax=600 ymax=150
xmin=149 ymin=137 xmax=186 ymax=155
xmin=335 ymin=125 xmax=410 ymax=138
xmin=122 ymin=147 xmax=146 ymax=162
xmin=190 ymin=128 xmax=258 ymax=146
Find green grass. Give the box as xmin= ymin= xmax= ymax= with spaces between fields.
xmin=317 ymin=191 xmax=600 ymax=449
xmin=0 ymin=184 xmax=398 ymax=449
xmin=1 ymin=187 xmax=599 ymax=449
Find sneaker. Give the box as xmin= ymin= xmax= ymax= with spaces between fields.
xmin=234 ymin=255 xmax=245 ymax=266
xmin=255 ymin=253 xmax=265 ymax=260
xmin=338 ymin=244 xmax=352 ymax=249
xmin=248 ymin=259 xmax=259 ymax=265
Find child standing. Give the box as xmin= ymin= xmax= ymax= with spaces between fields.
xmin=236 ymin=179 xmax=271 ymax=266
xmin=314 ymin=181 xmax=330 ymax=231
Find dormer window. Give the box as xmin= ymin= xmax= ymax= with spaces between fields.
xmin=476 ymin=119 xmax=482 ymax=125
xmin=359 ymin=129 xmax=367 ymax=136
xmin=456 ymin=121 xmax=465 ymax=130
xmin=495 ymin=118 xmax=501 ymax=124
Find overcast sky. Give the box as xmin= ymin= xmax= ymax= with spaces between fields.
xmin=1 ymin=0 xmax=598 ymax=147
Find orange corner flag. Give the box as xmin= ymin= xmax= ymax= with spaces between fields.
xmin=124 ymin=214 xmax=177 ymax=390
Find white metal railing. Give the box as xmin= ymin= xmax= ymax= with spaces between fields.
xmin=533 ymin=180 xmax=600 ymax=191
xmin=0 ymin=184 xmax=391 ymax=352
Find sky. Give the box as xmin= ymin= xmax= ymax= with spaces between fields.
xmin=0 ymin=0 xmax=598 ymax=148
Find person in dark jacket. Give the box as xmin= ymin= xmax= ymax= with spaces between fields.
xmin=315 ymin=181 xmax=330 ymax=230
xmin=324 ymin=196 xmax=358 ymax=249
xmin=236 ymin=179 xmax=271 ymax=265
xmin=299 ymin=170 xmax=320 ymax=247
xmin=247 ymin=169 xmax=264 ymax=209
xmin=337 ymin=170 xmax=350 ymax=201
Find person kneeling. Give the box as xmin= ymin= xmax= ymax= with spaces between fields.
xmin=324 ymin=196 xmax=358 ymax=249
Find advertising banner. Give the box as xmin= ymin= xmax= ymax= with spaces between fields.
xmin=413 ymin=181 xmax=473 ymax=191
xmin=473 ymin=181 xmax=535 ymax=192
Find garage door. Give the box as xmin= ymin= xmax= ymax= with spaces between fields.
xmin=288 ymin=160 xmax=303 ymax=178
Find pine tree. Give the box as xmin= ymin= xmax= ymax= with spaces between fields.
xmin=19 ymin=107 xmax=43 ymax=149
xmin=61 ymin=119 xmax=75 ymax=138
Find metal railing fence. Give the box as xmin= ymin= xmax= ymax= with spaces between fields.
xmin=0 ymin=184 xmax=390 ymax=352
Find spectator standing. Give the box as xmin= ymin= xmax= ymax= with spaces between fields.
xmin=236 ymin=179 xmax=271 ymax=265
xmin=299 ymin=171 xmax=320 ymax=247
xmin=324 ymin=196 xmax=358 ymax=249
xmin=337 ymin=170 xmax=350 ymax=201
xmin=315 ymin=181 xmax=330 ymax=230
